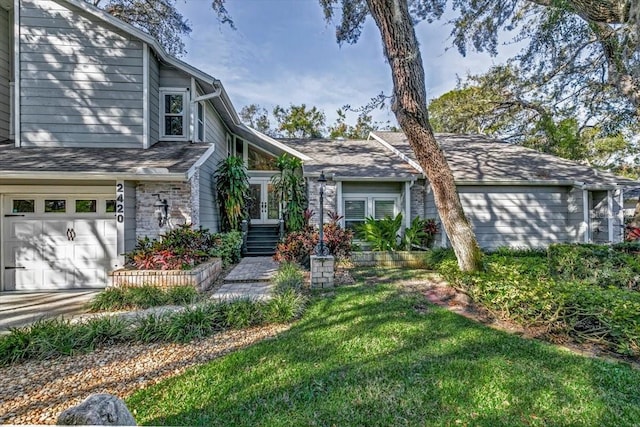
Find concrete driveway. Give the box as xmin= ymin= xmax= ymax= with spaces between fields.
xmin=0 ymin=290 xmax=100 ymax=333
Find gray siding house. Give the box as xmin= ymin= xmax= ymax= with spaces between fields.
xmin=0 ymin=0 xmax=305 ymax=291
xmin=294 ymin=132 xmax=631 ymax=251
xmin=0 ymin=0 xmax=633 ymax=292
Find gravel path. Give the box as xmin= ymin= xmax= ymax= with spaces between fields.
xmin=0 ymin=324 xmax=291 ymax=425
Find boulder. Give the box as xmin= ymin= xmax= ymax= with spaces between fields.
xmin=57 ymin=393 xmax=136 ymax=426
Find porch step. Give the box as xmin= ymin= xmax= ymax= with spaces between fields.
xmin=245 ymin=225 xmax=280 ymax=257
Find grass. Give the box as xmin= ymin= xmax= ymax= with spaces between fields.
xmin=88 ymin=285 xmax=200 ymax=312
xmin=127 ymin=268 xmax=640 ymax=426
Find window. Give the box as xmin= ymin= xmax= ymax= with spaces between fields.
xmin=235 ymin=137 xmax=244 ymax=158
xmin=106 ymin=200 xmax=116 ymax=213
xmin=13 ymin=200 xmax=35 ymax=213
xmin=247 ymin=144 xmax=277 ymax=170
xmin=44 ymin=200 xmax=66 ymax=213
xmin=160 ymin=89 xmax=188 ymax=139
xmin=374 ymin=200 xmax=395 ymax=219
xmin=226 ymin=134 xmax=233 ymax=157
xmin=343 ymin=195 xmax=399 ymax=230
xmin=344 ymin=199 xmax=366 ymax=230
xmin=196 ymin=102 xmax=205 ymax=142
xmin=76 ymin=200 xmax=97 ymax=213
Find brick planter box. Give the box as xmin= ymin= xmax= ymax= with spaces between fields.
xmin=350 ymin=251 xmax=427 ymax=268
xmin=109 ymin=258 xmax=223 ymax=292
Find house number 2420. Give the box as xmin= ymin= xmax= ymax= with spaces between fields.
xmin=116 ymin=183 xmax=125 ymax=223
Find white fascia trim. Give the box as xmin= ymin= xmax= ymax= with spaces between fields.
xmin=142 ymin=43 xmax=150 ymax=149
xmin=455 ymin=180 xmax=583 ymax=187
xmin=61 ymin=0 xmax=218 ymax=86
xmin=243 ymin=125 xmax=312 ymax=161
xmin=187 ymin=145 xmax=216 ymax=180
xmin=369 ymin=132 xmax=424 ymax=173
xmin=0 ymin=171 xmax=188 ymax=181
xmin=309 ymin=175 xmax=418 ymax=182
xmin=13 ymin=1 xmax=19 ymax=147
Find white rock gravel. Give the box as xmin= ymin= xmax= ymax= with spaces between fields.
xmin=0 ymin=324 xmax=291 ymax=425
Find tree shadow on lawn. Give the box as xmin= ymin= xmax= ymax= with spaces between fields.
xmin=128 ymin=284 xmax=640 ymax=427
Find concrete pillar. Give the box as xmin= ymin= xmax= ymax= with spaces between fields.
xmin=310 ymin=255 xmax=335 ymax=289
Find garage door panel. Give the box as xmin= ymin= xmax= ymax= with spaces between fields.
xmin=9 ymin=220 xmax=42 ymax=239
xmin=4 ymin=196 xmax=117 ymax=290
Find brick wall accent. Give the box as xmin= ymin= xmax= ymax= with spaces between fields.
xmin=410 ymin=179 xmax=427 ymax=220
xmin=310 ymin=255 xmax=335 ymax=289
xmin=109 ymin=258 xmax=223 ymax=292
xmin=136 ymin=182 xmax=194 ymax=239
xmin=307 ymin=179 xmax=337 ymax=227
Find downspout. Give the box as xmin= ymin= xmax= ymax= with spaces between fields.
xmin=607 ymin=190 xmax=614 ymax=242
xmin=405 ymin=179 xmax=415 ymax=229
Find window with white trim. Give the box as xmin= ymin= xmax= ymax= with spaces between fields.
xmin=160 ymin=88 xmax=188 ymax=140
xmin=196 ymin=102 xmax=205 ymax=142
xmin=343 ymin=195 xmax=399 ymax=230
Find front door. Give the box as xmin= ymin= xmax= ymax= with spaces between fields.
xmin=248 ymin=178 xmax=279 ymax=225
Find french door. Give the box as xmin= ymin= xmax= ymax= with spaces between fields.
xmin=248 ymin=178 xmax=279 ymax=225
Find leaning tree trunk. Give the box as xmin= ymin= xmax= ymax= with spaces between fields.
xmin=366 ymin=0 xmax=482 ymax=271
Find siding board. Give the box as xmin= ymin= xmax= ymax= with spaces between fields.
xmin=19 ymin=0 xmax=144 ymax=147
xmin=0 ymin=7 xmax=10 ymax=140
xmin=148 ymin=52 xmax=159 ymax=145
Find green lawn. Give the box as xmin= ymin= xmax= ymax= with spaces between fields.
xmin=127 ymin=268 xmax=640 ymax=426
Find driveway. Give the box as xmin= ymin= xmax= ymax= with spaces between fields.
xmin=0 ymin=290 xmax=100 ymax=333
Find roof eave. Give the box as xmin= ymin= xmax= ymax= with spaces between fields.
xmin=0 ymin=171 xmax=188 ymax=182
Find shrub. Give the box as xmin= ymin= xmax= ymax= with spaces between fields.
xmin=357 ymin=213 xmax=403 ymax=251
xmin=548 ymin=243 xmax=640 ymax=291
xmin=125 ymin=225 xmax=242 ymax=270
xmin=264 ymin=289 xmax=307 ymax=323
xmin=431 ymin=248 xmax=640 ymax=357
xmin=273 ymin=262 xmax=305 ymax=293
xmin=274 ymin=215 xmax=353 ymax=267
xmin=89 ymin=285 xmax=200 ymax=312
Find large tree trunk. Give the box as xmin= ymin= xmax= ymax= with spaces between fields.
xmin=366 ymin=0 xmax=482 ymax=271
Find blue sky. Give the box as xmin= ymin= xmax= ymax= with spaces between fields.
xmin=176 ymin=0 xmax=518 ymax=126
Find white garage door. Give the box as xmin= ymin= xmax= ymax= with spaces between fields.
xmin=3 ymin=196 xmax=118 ymax=291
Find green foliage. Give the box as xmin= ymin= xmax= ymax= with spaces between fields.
xmin=274 ymin=215 xmax=354 ymax=266
xmin=215 ymin=156 xmax=250 ymax=232
xmin=93 ymin=0 xmax=191 ymax=57
xmin=431 ymin=247 xmax=640 ymax=356
xmin=239 ymin=104 xmax=272 ymax=135
xmin=1 ymin=295 xmax=307 ymax=365
xmin=548 ymin=243 xmax=640 ymax=291
xmin=128 ymin=272 xmax=640 ymax=426
xmin=272 ymin=262 xmax=305 ymax=293
xmin=209 ymin=231 xmax=243 ymax=267
xmin=271 ymin=154 xmax=306 ymax=232
xmin=357 ymin=213 xmax=403 ymax=251
xmin=89 ymin=285 xmax=199 ymax=312
xmin=402 ymin=217 xmax=440 ymax=250
xmin=0 ymin=317 xmax=130 ymax=366
xmin=125 ymin=226 xmax=241 ymax=270
xmin=273 ymin=104 xmax=326 ymax=138
xmin=328 ymin=108 xmax=378 ymax=139
xmin=263 ymin=289 xmax=307 ymax=323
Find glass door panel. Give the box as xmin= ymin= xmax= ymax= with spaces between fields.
xmin=267 ymin=184 xmax=279 ymax=221
xmin=249 ymin=184 xmax=261 ymax=221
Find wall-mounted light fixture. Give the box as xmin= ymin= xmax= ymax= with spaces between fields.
xmin=152 ymin=193 xmax=169 ymax=227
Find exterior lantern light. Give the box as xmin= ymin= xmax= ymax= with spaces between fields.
xmin=315 ymin=171 xmax=329 ymax=256
xmin=152 ymin=193 xmax=169 ymax=227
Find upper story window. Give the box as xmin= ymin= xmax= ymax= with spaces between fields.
xmin=196 ymin=102 xmax=205 ymax=142
xmin=160 ymin=88 xmax=188 ymax=140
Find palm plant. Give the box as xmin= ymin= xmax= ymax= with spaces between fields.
xmin=215 ymin=156 xmax=250 ymax=231
xmin=271 ymin=154 xmax=307 ymax=232
xmin=358 ymin=213 xmax=403 ymax=251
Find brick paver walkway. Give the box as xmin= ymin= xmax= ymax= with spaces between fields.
xmin=212 ymin=257 xmax=279 ymax=301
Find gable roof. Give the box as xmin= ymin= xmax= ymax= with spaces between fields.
xmin=370 ymin=131 xmax=634 ymax=187
xmin=283 ymin=138 xmax=420 ymax=180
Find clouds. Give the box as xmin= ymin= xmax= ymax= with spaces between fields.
xmin=176 ymin=0 xmax=514 ymax=126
